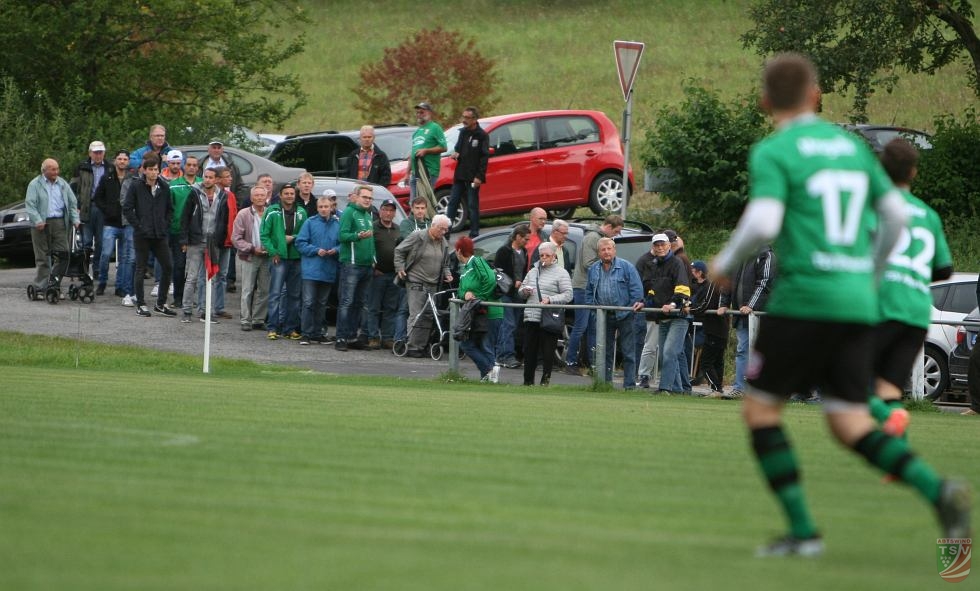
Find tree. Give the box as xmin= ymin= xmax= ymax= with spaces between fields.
xmin=639 ymin=83 xmax=769 ymax=226
xmin=741 ymin=0 xmax=980 ymax=122
xmin=355 ymin=28 xmax=500 ymax=123
xmin=0 ymin=0 xmax=307 ymax=143
xmin=914 ymin=107 xmax=980 ymax=220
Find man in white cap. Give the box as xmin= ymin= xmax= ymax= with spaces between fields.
xmin=161 ymin=150 xmax=184 ymax=182
xmin=70 ymin=140 xmax=108 ymax=283
xmin=201 ymin=139 xmax=244 ymax=197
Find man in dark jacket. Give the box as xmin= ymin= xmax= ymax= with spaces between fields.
xmin=636 ymin=233 xmax=691 ymax=393
xmin=689 ymin=260 xmax=729 ymax=395
xmin=493 ymin=224 xmax=530 ymax=368
xmin=446 ymin=106 xmax=489 ymax=238
xmin=717 ymin=244 xmax=776 ymax=398
xmin=70 ymin=140 xmax=109 ymax=282
xmin=179 ymin=168 xmax=231 ymax=322
xmin=345 ymin=125 xmax=392 ymax=186
xmin=122 ymin=153 xmax=175 ymax=318
xmin=93 ymin=150 xmax=134 ymax=298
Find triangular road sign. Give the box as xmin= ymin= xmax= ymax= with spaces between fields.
xmin=614 ymin=40 xmax=645 ymax=101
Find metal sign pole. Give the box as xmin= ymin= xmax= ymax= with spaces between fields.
xmin=620 ymin=89 xmax=633 ymax=219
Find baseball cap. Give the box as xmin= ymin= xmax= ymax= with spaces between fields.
xmin=651 ymin=233 xmax=670 ymax=244
xmin=281 ymin=182 xmax=295 ymax=191
xmin=380 ymin=198 xmax=397 ymax=209
xmin=321 ymin=188 xmax=337 ymax=199
xmin=166 ymin=150 xmax=183 ymax=162
xmin=414 ymin=101 xmax=433 ymax=111
xmin=691 ymin=260 xmax=708 ymax=274
xmin=663 ymin=229 xmax=679 ymax=243
xmin=88 ymin=141 xmax=106 ymax=152
xmin=208 ymin=138 xmax=223 ymax=146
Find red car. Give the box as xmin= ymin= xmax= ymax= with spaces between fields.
xmin=389 ymin=110 xmax=633 ymax=229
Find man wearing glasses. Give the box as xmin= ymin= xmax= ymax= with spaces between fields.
xmin=447 ymin=106 xmax=489 ymax=238
xmin=531 ymin=218 xmax=572 ymax=273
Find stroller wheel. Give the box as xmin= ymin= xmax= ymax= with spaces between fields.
xmin=68 ymin=285 xmax=79 ymax=301
xmin=45 ymin=287 xmax=60 ymax=305
xmin=429 ymin=343 xmax=443 ymax=361
xmin=80 ymin=286 xmax=94 ymax=303
xmin=392 ymin=340 xmax=408 ymax=357
xmin=27 ymin=285 xmax=37 ymax=301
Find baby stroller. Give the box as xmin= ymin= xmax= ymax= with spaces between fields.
xmin=393 ymin=287 xmax=458 ymax=361
xmin=28 ymin=229 xmax=95 ymax=304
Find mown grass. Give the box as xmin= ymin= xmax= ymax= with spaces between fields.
xmin=282 ymin=0 xmax=978 ymax=135
xmin=1 ymin=333 xmax=976 ymax=590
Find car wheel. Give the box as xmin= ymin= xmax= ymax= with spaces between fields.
xmin=548 ymin=207 xmax=577 ymax=220
xmin=435 ymin=188 xmax=466 ymax=232
xmin=923 ymin=346 xmax=949 ymax=401
xmin=589 ymin=172 xmax=628 ymax=214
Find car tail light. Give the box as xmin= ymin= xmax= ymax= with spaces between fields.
xmin=956 ymin=326 xmax=966 ymax=344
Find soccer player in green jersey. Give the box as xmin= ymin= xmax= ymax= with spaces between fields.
xmin=870 ymin=138 xmax=953 ymax=443
xmin=712 ymin=53 xmax=970 ymax=557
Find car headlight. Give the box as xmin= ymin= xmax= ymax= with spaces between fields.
xmin=397 ymin=179 xmax=408 ymax=188
xmin=14 ymin=213 xmax=29 ymax=223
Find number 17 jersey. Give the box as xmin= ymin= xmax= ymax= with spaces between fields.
xmin=748 ymin=115 xmax=896 ymax=324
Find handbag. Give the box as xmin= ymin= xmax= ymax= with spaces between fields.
xmin=493 ymin=267 xmax=513 ymax=297
xmin=535 ymin=269 xmax=565 ymax=335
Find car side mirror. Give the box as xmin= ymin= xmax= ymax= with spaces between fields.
xmin=488 ymin=147 xmax=496 ymax=156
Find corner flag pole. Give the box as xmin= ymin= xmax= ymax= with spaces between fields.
xmin=203 ymin=276 xmax=212 ymax=374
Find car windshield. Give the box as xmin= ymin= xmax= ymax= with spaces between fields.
xmin=374 ymin=132 xmax=415 ymax=162
xmin=442 ymin=124 xmax=463 ymax=157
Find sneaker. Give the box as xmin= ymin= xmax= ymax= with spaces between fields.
xmin=500 ymin=357 xmax=521 ymax=369
xmin=181 ymin=314 xmax=192 ymax=323
xmin=321 ymin=335 xmax=337 ymax=344
xmin=366 ymin=338 xmax=381 ymax=350
xmin=299 ymin=338 xmax=311 ymax=346
xmin=240 ymin=324 xmax=252 ymax=331
xmin=226 ymin=283 xmax=236 ymax=293
xmin=480 ymin=374 xmax=491 ymax=383
xmin=961 ymin=409 xmax=979 ymax=416
xmin=252 ymin=322 xmax=266 ymax=330
xmin=721 ymin=389 xmax=744 ymax=400
xmin=335 ymin=339 xmax=348 ymax=351
xmin=267 ymin=331 xmax=279 ymax=340
xmin=199 ymin=316 xmax=219 ymax=324
xmin=348 ymin=339 xmax=366 ymax=350
xmin=150 ymin=284 xmax=159 ymax=297
xmin=381 ymin=339 xmax=395 ymax=349
xmin=490 ymin=364 xmax=500 ymax=384
xmin=121 ymin=295 xmax=135 ymax=307
xmin=755 ymin=535 xmax=824 ymax=558
xmin=638 ymin=375 xmax=650 ymax=389
xmin=153 ymin=304 xmax=177 ymax=317
xmin=936 ymin=480 xmax=972 ymax=539
xmin=287 ymin=331 xmax=301 ymax=340
xmin=541 ymin=377 xmax=550 ymax=387
xmin=882 ymin=408 xmax=910 ymax=438
xmin=136 ymin=305 xmax=152 ymax=317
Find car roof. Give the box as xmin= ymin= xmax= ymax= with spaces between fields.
xmin=283 ymin=124 xmax=414 ymax=141
xmin=468 ymin=109 xmax=610 ymax=127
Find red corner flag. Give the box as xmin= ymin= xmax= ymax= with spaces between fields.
xmin=204 ymin=242 xmax=220 ymax=280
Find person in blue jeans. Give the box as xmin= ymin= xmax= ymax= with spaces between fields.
xmin=585 ymin=237 xmax=645 ymax=390
xmin=260 ymin=183 xmax=307 ymax=339
xmin=335 ymin=185 xmax=377 ymax=351
xmin=93 ymin=150 xmax=135 ymax=297
xmin=493 ymin=225 xmax=529 ymax=368
xmin=295 ymin=196 xmax=339 ymax=344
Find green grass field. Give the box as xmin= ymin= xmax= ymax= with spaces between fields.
xmin=0 ymin=334 xmax=975 ymax=589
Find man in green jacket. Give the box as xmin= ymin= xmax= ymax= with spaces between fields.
xmin=335 ymin=184 xmax=376 ymax=351
xmin=455 ymin=236 xmax=502 ymax=382
xmin=409 ymin=101 xmax=447 ymax=204
xmin=261 ymin=183 xmax=307 ymax=339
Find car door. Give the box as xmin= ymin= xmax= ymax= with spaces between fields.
xmin=481 ymin=118 xmax=545 ymax=214
xmin=538 ymin=115 xmax=602 ymax=205
xmin=932 ymin=279 xmax=979 ymax=353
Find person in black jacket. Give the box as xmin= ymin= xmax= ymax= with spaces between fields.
xmin=446 ymin=107 xmax=489 ymax=238
xmin=493 ymin=224 xmax=530 ymax=368
xmin=636 ymin=233 xmax=691 ymax=393
xmin=689 ymin=260 xmax=729 ymax=395
xmin=122 ymin=153 xmax=174 ymax=317
xmin=93 ymin=150 xmax=134 ymax=298
xmin=345 ymin=126 xmax=392 ymax=186
xmin=717 ymin=244 xmax=776 ymax=398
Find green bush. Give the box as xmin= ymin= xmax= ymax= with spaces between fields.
xmin=914 ymin=107 xmax=980 ymax=222
xmin=639 ymin=83 xmax=769 ymax=227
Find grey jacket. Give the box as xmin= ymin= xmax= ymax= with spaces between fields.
xmin=393 ymin=229 xmax=451 ymax=282
xmin=521 ymin=260 xmax=573 ymax=323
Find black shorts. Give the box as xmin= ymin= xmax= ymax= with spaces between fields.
xmin=873 ymin=320 xmax=927 ymax=390
xmin=748 ymin=316 xmax=874 ymax=403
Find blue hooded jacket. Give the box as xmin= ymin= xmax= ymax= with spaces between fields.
xmin=295 ymin=213 xmax=340 ymax=282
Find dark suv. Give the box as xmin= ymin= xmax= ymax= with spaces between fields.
xmin=268 ymin=124 xmax=416 ymax=176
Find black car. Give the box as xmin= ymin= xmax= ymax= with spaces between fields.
xmin=0 ymin=200 xmax=33 ymax=262
xmin=268 ymin=124 xmax=416 ymax=177
xmin=948 ymin=307 xmax=980 ymax=402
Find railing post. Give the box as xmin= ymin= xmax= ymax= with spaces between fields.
xmin=594 ymin=309 xmax=607 ymax=386
xmin=448 ymin=299 xmax=459 ymax=373
xmin=911 ymin=345 xmax=925 ymax=401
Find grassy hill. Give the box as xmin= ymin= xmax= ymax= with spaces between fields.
xmin=274 ymin=0 xmax=978 ymax=136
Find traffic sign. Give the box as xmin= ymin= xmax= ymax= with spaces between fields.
xmin=614 ymin=40 xmax=645 ymax=101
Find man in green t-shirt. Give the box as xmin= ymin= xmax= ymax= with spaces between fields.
xmin=711 ymin=52 xmax=969 ymax=557
xmin=409 ymin=101 xmax=447 ymax=203
xmin=168 ymin=154 xmax=201 ymax=308
xmin=869 ymin=138 xmax=953 ymax=442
